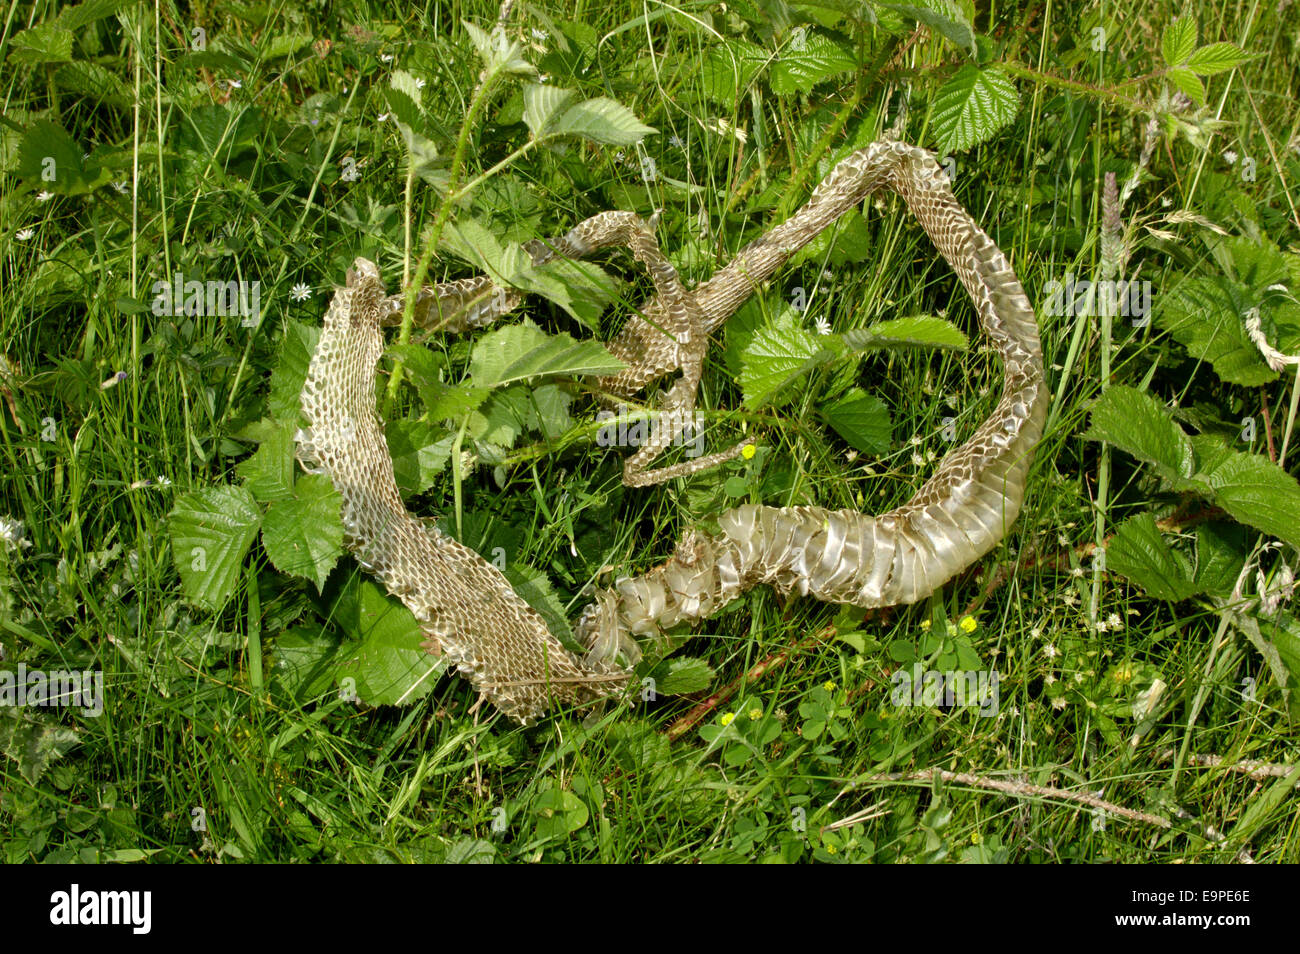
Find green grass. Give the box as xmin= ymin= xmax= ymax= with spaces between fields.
xmin=1 ymin=0 xmax=1298 ymax=862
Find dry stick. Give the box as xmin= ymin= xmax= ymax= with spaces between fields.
xmin=1156 ymin=749 xmax=1300 ymax=786
xmin=845 ymin=768 xmax=1172 ymax=828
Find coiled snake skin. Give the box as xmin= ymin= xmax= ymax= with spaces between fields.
xmin=297 ymin=140 xmax=1048 ymax=722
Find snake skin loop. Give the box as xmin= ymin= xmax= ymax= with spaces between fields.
xmin=299 ymin=140 xmax=1047 ymax=721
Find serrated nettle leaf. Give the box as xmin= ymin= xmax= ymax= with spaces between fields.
xmin=700 ymin=40 xmax=770 ymax=107
xmin=17 ymin=120 xmax=113 ymax=195
xmin=1083 ymin=386 xmax=1196 ymax=485
xmin=1166 ymin=66 xmax=1206 ymax=105
xmin=1161 ymin=16 xmax=1196 ymax=66
xmin=272 ymin=625 xmax=343 ymax=701
xmin=821 ymin=389 xmax=892 ymax=455
xmin=1195 ymin=450 xmax=1300 ymax=551
xmin=522 ymin=84 xmax=577 ymax=138
xmin=170 ymin=486 xmax=262 ymax=611
xmin=387 ymin=420 xmax=454 ymax=495
xmin=878 ymin=0 xmax=976 ymax=56
xmin=10 ymin=23 xmax=75 ymax=65
xmin=739 ymin=311 xmax=843 ymax=408
xmin=650 ymin=657 xmax=716 ymax=695
xmin=770 ymin=31 xmax=856 ymax=95
xmin=931 ymin=64 xmax=1019 ymax=154
xmin=1193 ymin=521 xmax=1249 ymax=599
xmin=388 ymin=70 xmax=426 ymax=112
xmin=551 ymin=98 xmax=657 ymax=146
xmin=331 ymin=577 xmax=444 ymax=706
xmin=0 ymin=709 xmax=81 ymax=786
xmin=1186 ymin=42 xmax=1249 ymax=76
xmin=260 ymin=474 xmax=344 ymax=592
xmin=1155 ymin=276 xmax=1277 ymax=387
xmin=468 ymin=320 xmax=625 ymax=387
xmin=439 ymin=218 xmax=511 ymax=278
xmin=235 ymin=419 xmax=298 ymax=502
xmin=1104 ymin=512 xmax=1199 ymax=603
xmin=842 ymin=316 xmax=969 ymax=352
xmin=461 ymin=19 xmax=538 ymax=79
xmin=269 ymin=321 xmax=321 ymax=420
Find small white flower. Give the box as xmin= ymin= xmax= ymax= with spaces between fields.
xmin=1043 ymin=644 xmax=1060 ymax=659
xmin=377 ymin=113 xmax=390 ymax=122
xmin=1051 ymin=696 xmax=1068 ymax=710
xmin=113 ymin=181 xmax=130 ymax=193
xmin=813 ymin=316 xmax=832 ymax=335
xmin=36 ymin=191 xmax=53 ymax=203
xmin=415 ymin=78 xmax=427 ymax=90
xmin=156 ymin=475 xmax=172 ymax=487
xmin=668 ymin=134 xmax=685 ymax=149
xmin=1106 ymin=612 xmax=1122 ymax=629
xmin=381 ymin=53 xmax=394 ymax=63
xmin=530 ymin=28 xmax=549 ymax=42
xmin=290 ymin=283 xmax=313 ymax=302
xmin=1070 ymin=566 xmax=1084 ymax=577
xmin=910 ymin=451 xmax=924 ymax=467
xmin=226 ymin=79 xmax=242 ymax=89
xmin=15 ymin=228 xmax=35 ymax=241
xmin=1223 ymin=149 xmax=1238 ymax=164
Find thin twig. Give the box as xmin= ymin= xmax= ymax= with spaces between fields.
xmin=847 ymin=768 xmax=1171 ymax=828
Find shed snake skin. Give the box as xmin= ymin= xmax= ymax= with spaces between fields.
xmin=296 ymin=139 xmax=1047 ymax=721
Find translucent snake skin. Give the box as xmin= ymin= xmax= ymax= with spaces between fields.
xmin=296 ymin=139 xmax=1048 ymax=722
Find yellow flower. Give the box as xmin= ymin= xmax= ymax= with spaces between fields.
xmin=920 ymin=619 xmax=932 ymax=631
xmin=823 ymin=680 xmax=837 ymax=692
xmin=825 ymin=843 xmax=837 ymax=854
xmin=748 ymin=707 xmax=763 ymax=720
xmin=959 ymin=615 xmax=978 ymax=633
xmin=741 ymin=443 xmax=757 ymax=460
xmin=720 ymin=712 xmax=735 ymax=726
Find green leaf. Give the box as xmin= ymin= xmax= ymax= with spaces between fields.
xmin=821 ymin=389 xmax=892 ymax=455
xmin=878 ymin=0 xmax=976 ymax=56
xmin=551 ymin=98 xmax=656 ymax=146
xmin=1161 ymin=16 xmax=1196 ymax=65
xmin=1154 ymin=277 xmax=1276 ymax=386
xmin=268 ymin=321 xmax=321 ymax=420
xmin=332 ymin=578 xmax=444 ymax=706
xmin=699 ymin=40 xmax=769 ymax=107
xmin=522 ymin=84 xmax=577 ymax=137
xmin=1196 ymin=450 xmax=1300 ymax=551
xmin=10 ymin=23 xmax=75 ymax=65
xmin=1186 ymin=42 xmax=1249 ymax=76
xmin=770 ymin=31 xmax=856 ymax=95
xmin=842 ymin=316 xmax=969 ymax=352
xmin=1104 ymin=512 xmax=1199 ymax=602
xmin=260 ymin=474 xmax=344 ymax=592
xmin=650 ymin=657 xmax=716 ymax=695
xmin=56 ymin=0 xmax=135 ymax=30
xmin=272 ymin=625 xmax=344 ymax=701
xmin=1166 ymin=66 xmax=1206 ymax=105
xmin=469 ymin=320 xmax=626 ymax=387
xmin=15 ymin=120 xmax=113 ymax=195
xmin=931 ymin=64 xmax=1019 ymax=154
xmin=0 ymin=709 xmax=80 ymax=785
xmin=263 ymin=33 xmax=313 ymax=59
xmin=534 ymin=787 xmax=589 ymax=839
xmin=387 ymin=420 xmax=454 ymax=495
xmin=236 ymin=419 xmax=297 ymax=502
xmin=1082 ymin=386 xmax=1197 ymax=486
xmin=1193 ymin=521 xmax=1249 ymax=599
xmin=739 ymin=311 xmax=840 ymax=408
xmin=170 ymin=486 xmax=262 ymax=611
